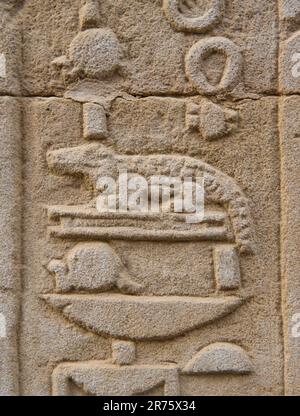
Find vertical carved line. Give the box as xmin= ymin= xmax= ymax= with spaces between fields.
xmin=0 ymin=98 xmax=22 ymax=396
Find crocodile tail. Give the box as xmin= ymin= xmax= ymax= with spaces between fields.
xmin=204 ymin=173 xmax=254 ymax=254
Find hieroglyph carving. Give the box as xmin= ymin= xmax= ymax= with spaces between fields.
xmin=47 ymin=144 xmax=253 ymax=253
xmin=163 ymin=0 xmax=225 ymax=33
xmin=43 ymin=1 xmax=257 ymax=397
xmin=44 ymin=293 xmax=243 ymax=341
xmin=52 ymin=2 xmax=123 ymax=84
xmin=47 ymin=242 xmax=142 ymax=294
xmin=79 ymin=0 xmax=100 ymax=31
xmin=52 ymin=363 xmax=180 ymax=396
xmin=186 ymin=99 xmax=239 ymax=140
xmin=52 ymin=29 xmax=123 ymax=83
xmin=185 ymin=37 xmax=242 ymax=95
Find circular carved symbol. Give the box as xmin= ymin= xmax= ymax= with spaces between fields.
xmin=163 ymin=0 xmax=225 ymax=33
xmin=185 ymin=37 xmax=243 ymax=95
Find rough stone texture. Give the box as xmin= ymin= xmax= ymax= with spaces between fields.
xmin=280 ymin=31 xmax=300 ymax=93
xmin=0 ymin=0 xmax=299 ymax=397
xmin=213 ymin=245 xmax=241 ymax=290
xmin=83 ymin=103 xmax=107 ymax=140
xmin=183 ymin=342 xmax=253 ymax=374
xmin=112 ymin=340 xmax=136 ymax=366
xmin=0 ymin=98 xmax=22 ymax=396
xmin=280 ymin=0 xmax=300 ymax=23
xmin=0 ymin=2 xmax=23 ymax=95
xmin=21 ymin=0 xmax=278 ymax=97
xmin=280 ymin=96 xmax=300 ymax=396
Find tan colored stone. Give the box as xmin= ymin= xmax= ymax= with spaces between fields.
xmin=280 ymin=0 xmax=300 ymax=22
xmin=20 ymin=0 xmax=278 ymax=96
xmin=0 ymin=293 xmax=20 ymax=396
xmin=112 ymin=340 xmax=136 ymax=366
xmin=0 ymin=97 xmax=22 ymax=396
xmin=183 ymin=343 xmax=253 ymax=374
xmin=43 ymin=293 xmax=243 ymax=341
xmin=52 ymin=362 xmax=180 ymax=396
xmin=279 ymin=96 xmax=300 ymax=396
xmin=19 ymin=96 xmax=282 ymax=396
xmin=1 ymin=0 xmax=300 ymax=397
xmin=0 ymin=3 xmax=23 ymax=95
xmin=79 ymin=0 xmax=100 ymax=31
xmin=47 ymin=242 xmax=142 ymax=294
xmin=83 ymin=103 xmax=107 ymax=140
xmin=213 ymin=245 xmax=241 ymax=290
xmin=279 ymin=31 xmax=300 ymax=93
xmin=163 ymin=0 xmax=225 ymax=34
xmin=185 ymin=37 xmax=243 ymax=95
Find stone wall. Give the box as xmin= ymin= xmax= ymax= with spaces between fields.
xmin=0 ymin=0 xmax=299 ymax=396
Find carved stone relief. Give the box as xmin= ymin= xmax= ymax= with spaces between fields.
xmin=163 ymin=0 xmax=225 ymax=33
xmin=0 ymin=0 xmax=298 ymax=397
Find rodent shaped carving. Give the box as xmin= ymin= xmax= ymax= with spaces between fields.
xmin=47 ymin=242 xmax=143 ymax=295
xmin=185 ymin=37 xmax=243 ymax=95
xmin=163 ymin=0 xmax=225 ymax=33
xmin=47 ymin=144 xmax=254 ymax=254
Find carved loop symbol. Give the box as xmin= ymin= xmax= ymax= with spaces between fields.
xmin=163 ymin=0 xmax=225 ymax=33
xmin=185 ymin=37 xmax=243 ymax=95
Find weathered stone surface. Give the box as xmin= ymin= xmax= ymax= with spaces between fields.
xmin=280 ymin=31 xmax=300 ymax=93
xmin=183 ymin=342 xmax=253 ymax=374
xmin=20 ymin=0 xmax=278 ymax=97
xmin=280 ymin=0 xmax=300 ymax=23
xmin=18 ymin=94 xmax=282 ymax=396
xmin=112 ymin=340 xmax=136 ymax=366
xmin=0 ymin=97 xmax=22 ymax=396
xmin=0 ymin=2 xmax=23 ymax=95
xmin=0 ymin=0 xmax=299 ymax=397
xmin=279 ymin=96 xmax=300 ymax=396
xmin=52 ymin=362 xmax=180 ymax=396
xmin=83 ymin=103 xmax=107 ymax=140
xmin=213 ymin=245 xmax=241 ymax=290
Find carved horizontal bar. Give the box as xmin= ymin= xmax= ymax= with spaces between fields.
xmin=48 ymin=225 xmax=231 ymax=242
